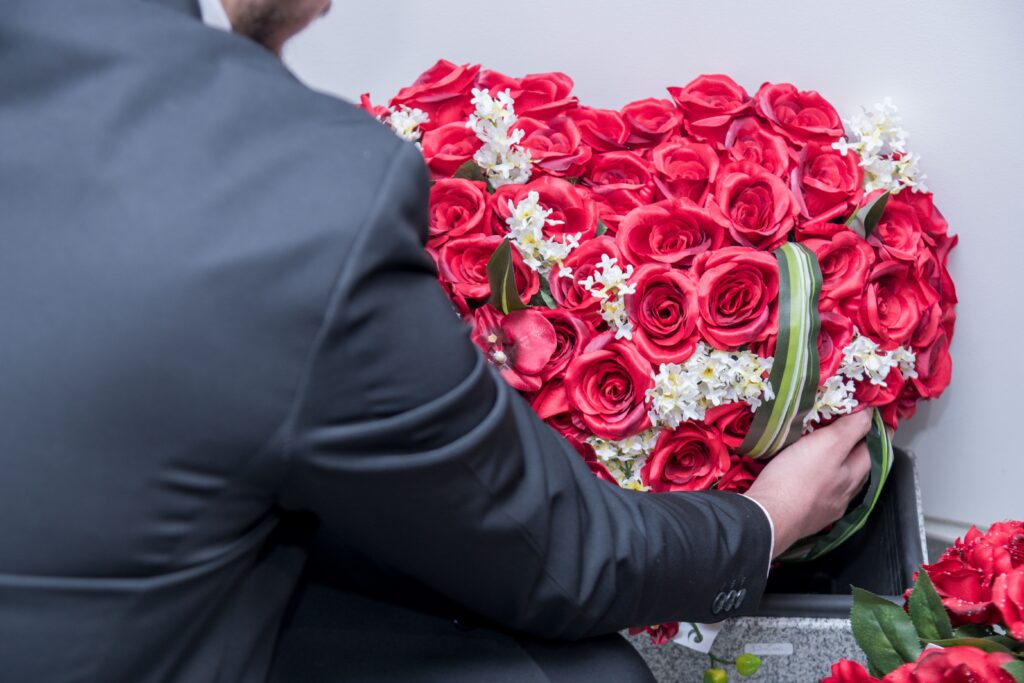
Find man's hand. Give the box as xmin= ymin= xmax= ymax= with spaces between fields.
xmin=744 ymin=410 xmax=874 ymax=558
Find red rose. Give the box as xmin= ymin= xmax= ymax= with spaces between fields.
xmin=641 ymin=423 xmax=731 ymax=492
xmin=568 ymin=436 xmax=618 ymax=485
xmin=706 ymin=403 xmax=757 ymax=451
xmin=625 ymin=264 xmax=701 ymax=364
xmin=620 ymin=98 xmax=684 ymax=147
xmin=979 ymin=521 xmax=1024 ymax=568
xmin=754 ymin=82 xmax=844 ymax=145
xmin=567 ymin=106 xmax=629 ymax=152
xmin=820 ymin=659 xmax=881 ymax=683
xmin=537 ymin=309 xmax=596 ymax=382
xmin=912 ymin=330 xmax=952 ymax=399
xmin=420 ymin=121 xmax=479 ymax=178
xmin=711 ymin=162 xmax=800 ymax=250
xmin=478 ymin=70 xmax=578 ymax=120
xmin=438 ymin=235 xmax=539 ymax=302
xmin=550 ymin=236 xmax=620 ymax=326
xmin=898 ymin=191 xmax=950 ymax=248
xmin=994 ymin=568 xmax=1024 ymax=639
xmin=882 ymin=646 xmax=1015 ymax=683
xmin=791 ymin=143 xmax=864 ymax=223
xmin=359 ymin=93 xmax=389 ymax=120
xmin=532 ymin=380 xmax=588 ymax=442
xmin=564 ymin=332 xmax=654 ymax=440
xmin=717 ymin=453 xmax=764 ymax=494
xmin=847 ymin=259 xmax=940 ymax=350
xmin=818 ymin=308 xmax=855 ymax=380
xmin=693 ymin=246 xmax=780 ymax=350
xmin=668 ymin=74 xmax=752 ymax=146
xmin=390 ymin=59 xmax=480 ymax=129
xmin=490 ymin=176 xmax=598 ymax=242
xmin=617 ymin=199 xmax=726 ymax=268
xmin=869 ymin=198 xmax=926 ymax=265
xmin=649 ymin=138 xmax=720 ymax=204
xmin=855 ymin=366 xmax=905 ymax=408
xmin=919 ymin=551 xmax=996 ymax=625
xmin=805 ymin=230 xmax=876 ymax=303
xmin=724 ymin=116 xmax=794 ymax=177
xmin=427 ymin=179 xmax=492 ymax=249
xmin=514 ymin=116 xmax=592 ymax=178
xmin=471 ymin=307 xmax=557 ymax=392
xmin=583 ymin=151 xmax=657 ymax=228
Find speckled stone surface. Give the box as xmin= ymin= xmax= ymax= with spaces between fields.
xmin=625 ymin=618 xmax=866 ymax=682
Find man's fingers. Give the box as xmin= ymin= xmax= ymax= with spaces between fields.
xmin=845 ymin=442 xmax=871 ymax=492
xmin=820 ymin=410 xmax=874 ymax=454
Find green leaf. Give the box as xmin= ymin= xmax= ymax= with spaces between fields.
xmin=844 ymin=191 xmax=890 ymax=239
xmin=909 ymin=570 xmax=954 ymax=642
xmin=453 ymin=160 xmax=488 ymax=184
xmin=954 ymin=624 xmax=996 ymax=638
xmin=486 ymin=240 xmax=528 ymax=314
xmin=850 ymin=587 xmax=922 ymax=674
xmin=596 ymin=219 xmax=609 ymax=237
xmin=925 ymin=637 xmax=1017 ymax=655
xmin=1003 ymin=660 xmax=1024 ymax=683
xmin=528 ymin=276 xmax=558 ymax=309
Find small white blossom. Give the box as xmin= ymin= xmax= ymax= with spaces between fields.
xmin=466 ymin=88 xmax=532 ymax=188
xmin=840 ymin=333 xmax=899 ymax=385
xmin=386 ymin=105 xmax=429 ymax=145
xmin=579 ymin=255 xmax=636 ymax=340
xmin=804 ymin=375 xmax=859 ymax=429
xmin=832 ymin=98 xmax=927 ymax=194
xmin=645 ymin=343 xmax=775 ymax=429
xmin=588 ymin=429 xmax=660 ymax=491
xmin=889 ymin=346 xmax=919 ymax=380
xmin=504 ymin=192 xmax=581 ymax=276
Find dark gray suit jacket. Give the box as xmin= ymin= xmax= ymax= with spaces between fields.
xmin=0 ymin=1 xmax=772 ymax=680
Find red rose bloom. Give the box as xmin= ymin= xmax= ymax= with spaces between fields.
xmin=649 ymin=138 xmax=720 ymax=204
xmin=869 ymin=199 xmax=926 ymax=265
xmin=818 ymin=308 xmax=855 ymax=380
xmin=420 ymin=121 xmax=479 ymax=178
xmin=855 ymin=366 xmax=905 ymax=408
xmin=537 ymin=309 xmax=595 ymax=382
xmin=532 ymin=380 xmax=588 ymax=442
xmin=427 ymin=179 xmax=492 ymax=248
xmin=692 ymin=246 xmax=780 ymax=350
xmin=912 ymin=330 xmax=952 ymax=399
xmin=791 ymin=143 xmax=864 ymax=223
xmin=820 ymin=659 xmax=881 ymax=683
xmin=805 ymin=230 xmax=876 ymax=303
xmin=567 ymin=437 xmax=618 ymax=485
xmin=993 ymin=567 xmax=1024 ymax=640
xmin=564 ymin=332 xmax=654 ymax=440
xmin=389 ymin=59 xmax=480 ymax=129
xmin=642 ymin=423 xmax=731 ymax=492
xmin=848 ymin=259 xmax=940 ymax=350
xmin=711 ymin=162 xmax=800 ymax=250
xmin=359 ymin=93 xmax=389 ymax=120
xmin=706 ymin=403 xmax=757 ymax=451
xmin=625 ymin=264 xmax=701 ymax=364
xmin=584 ymin=151 xmax=657 ymax=227
xmin=898 ymin=191 xmax=950 ymax=248
xmin=754 ymin=82 xmax=844 ymax=145
xmin=514 ymin=116 xmax=592 ymax=178
xmin=617 ymin=199 xmax=726 ymax=268
xmin=550 ymin=236 xmax=620 ymax=326
xmin=668 ymin=74 xmax=752 ymax=146
xmin=478 ymin=70 xmax=578 ymax=120
xmin=717 ymin=453 xmax=764 ymax=494
xmin=567 ymin=106 xmax=629 ymax=152
xmin=438 ymin=235 xmax=539 ymax=302
xmin=490 ymin=176 xmax=598 ymax=242
xmin=724 ymin=116 xmax=794 ymax=177
xmin=620 ymin=98 xmax=684 ymax=147
xmin=883 ymin=646 xmax=1015 ymax=683
xmin=471 ymin=307 xmax=557 ymax=393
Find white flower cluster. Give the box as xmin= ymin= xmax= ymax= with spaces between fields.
xmin=384 ymin=105 xmax=429 ymax=146
xmin=804 ymin=331 xmax=918 ymax=428
xmin=832 ymin=98 xmax=927 ymax=194
xmin=579 ymin=255 xmax=636 ymax=340
xmin=588 ymin=429 xmax=660 ymax=491
xmin=466 ymin=88 xmax=532 ymax=188
xmin=646 ymin=343 xmax=775 ymax=429
xmin=505 ymin=192 xmax=582 ymax=277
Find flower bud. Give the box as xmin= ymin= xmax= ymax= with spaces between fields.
xmin=735 ymin=653 xmax=762 ymax=677
xmin=703 ymin=668 xmax=728 ymax=683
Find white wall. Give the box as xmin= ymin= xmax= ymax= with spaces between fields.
xmin=283 ymin=0 xmax=1024 ymax=539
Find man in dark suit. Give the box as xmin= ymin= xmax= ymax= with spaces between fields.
xmin=0 ymin=1 xmax=873 ymax=681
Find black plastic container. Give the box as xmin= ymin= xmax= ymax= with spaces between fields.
xmin=755 ymin=448 xmax=924 ymax=618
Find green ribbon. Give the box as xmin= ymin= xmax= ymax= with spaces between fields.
xmin=740 ymin=242 xmax=894 ymax=563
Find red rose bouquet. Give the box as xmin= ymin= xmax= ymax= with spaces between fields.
xmin=362 ymin=62 xmax=957 ymax=564
xmin=821 ymin=521 xmax=1024 ymax=682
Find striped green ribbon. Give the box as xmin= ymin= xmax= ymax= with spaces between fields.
xmin=738 ymin=242 xmax=894 ymax=562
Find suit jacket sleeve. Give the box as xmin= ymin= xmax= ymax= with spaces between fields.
xmin=279 ymin=139 xmax=773 ymax=640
